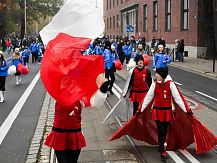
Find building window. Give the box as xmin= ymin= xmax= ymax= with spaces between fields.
xmin=110 ymin=0 xmax=112 ymax=9
xmin=153 ymin=1 xmax=158 ymax=31
xmin=143 ymin=4 xmax=148 ymax=32
xmin=117 ymin=0 xmax=118 ymax=6
xmin=165 ymin=0 xmax=171 ymax=31
xmin=181 ymin=0 xmax=189 ymax=30
xmin=113 ymin=0 xmax=115 ymax=7
xmin=110 ymin=17 xmax=112 ymax=29
xmin=121 ymin=0 xmax=123 ymax=3
xmin=117 ymin=15 xmax=119 ymax=28
xmin=113 ymin=16 xmax=115 ymax=29
xmin=107 ymin=18 xmax=109 ymax=29
xmin=107 ymin=0 xmax=109 ymax=10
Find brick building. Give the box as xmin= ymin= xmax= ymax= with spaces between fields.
xmin=103 ymin=0 xmax=208 ymax=58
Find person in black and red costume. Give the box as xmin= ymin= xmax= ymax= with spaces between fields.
xmin=122 ymin=55 xmax=152 ymax=115
xmin=110 ymin=67 xmax=217 ymax=162
xmin=45 ymin=80 xmax=110 ymax=163
xmin=140 ymin=67 xmax=187 ymax=161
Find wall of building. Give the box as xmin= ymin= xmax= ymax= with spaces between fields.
xmin=104 ymin=0 xmax=206 ymax=58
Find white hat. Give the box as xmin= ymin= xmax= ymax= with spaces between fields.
xmin=111 ymin=45 xmax=115 ymax=49
xmin=158 ymin=44 xmax=164 ymax=48
xmin=0 ymin=51 xmax=3 ymax=55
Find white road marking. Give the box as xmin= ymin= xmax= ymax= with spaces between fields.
xmin=167 ymin=151 xmax=185 ymax=163
xmin=179 ymin=150 xmax=200 ymax=163
xmin=175 ymin=81 xmax=183 ymax=86
xmin=112 ymin=87 xmax=121 ymax=99
xmin=113 ymin=83 xmax=123 ymax=93
xmin=0 ymin=71 xmax=40 ymax=146
xmin=195 ymin=91 xmax=217 ymax=102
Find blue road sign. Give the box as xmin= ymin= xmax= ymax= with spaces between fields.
xmin=126 ymin=25 xmax=134 ymax=32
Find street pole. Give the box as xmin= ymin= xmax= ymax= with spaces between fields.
xmin=96 ymin=0 xmax=97 ymax=8
xmin=24 ymin=0 xmax=27 ymax=34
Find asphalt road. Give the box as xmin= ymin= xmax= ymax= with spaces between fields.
xmin=0 ymin=62 xmax=46 ymax=163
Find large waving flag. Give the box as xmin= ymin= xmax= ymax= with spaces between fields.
xmin=40 ymin=0 xmax=104 ymax=45
xmin=39 ymin=0 xmax=105 ymax=106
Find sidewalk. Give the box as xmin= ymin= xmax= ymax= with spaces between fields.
xmin=25 ymin=56 xmax=217 ymax=163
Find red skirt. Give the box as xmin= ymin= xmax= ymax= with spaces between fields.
xmin=130 ymin=92 xmax=147 ymax=102
xmin=152 ymin=109 xmax=175 ymax=122
xmin=45 ymin=131 xmax=86 ymax=150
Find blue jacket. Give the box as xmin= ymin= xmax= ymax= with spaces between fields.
xmin=111 ymin=51 xmax=119 ymax=60
xmin=21 ymin=49 xmax=31 ymax=58
xmin=103 ymin=49 xmax=114 ymax=70
xmin=133 ymin=51 xmax=143 ymax=60
xmin=94 ymin=44 xmax=103 ymax=55
xmin=30 ymin=43 xmax=39 ymax=52
xmin=0 ymin=60 xmax=9 ymax=76
xmin=12 ymin=57 xmax=24 ymax=68
xmin=153 ymin=52 xmax=171 ymax=68
xmin=123 ymin=44 xmax=133 ymax=56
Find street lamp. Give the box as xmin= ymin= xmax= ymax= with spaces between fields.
xmin=24 ymin=0 xmax=27 ymax=34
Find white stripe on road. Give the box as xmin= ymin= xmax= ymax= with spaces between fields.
xmin=174 ymin=81 xmax=183 ymax=86
xmin=167 ymin=151 xmax=185 ymax=163
xmin=0 ymin=71 xmax=40 ymax=146
xmin=195 ymin=91 xmax=217 ymax=102
xmin=113 ymin=83 xmax=123 ymax=93
xmin=179 ymin=150 xmax=200 ymax=163
xmin=112 ymin=87 xmax=121 ymax=99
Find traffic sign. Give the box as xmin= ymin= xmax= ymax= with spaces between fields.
xmin=126 ymin=25 xmax=134 ymax=32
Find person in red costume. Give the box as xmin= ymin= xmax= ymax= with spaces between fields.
xmin=110 ymin=67 xmax=217 ymax=161
xmin=122 ymin=55 xmax=152 ymax=115
xmin=140 ymin=67 xmax=187 ymax=161
xmin=45 ymin=80 xmax=110 ymax=163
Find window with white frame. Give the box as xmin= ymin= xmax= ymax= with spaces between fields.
xmin=182 ymin=0 xmax=189 ymax=30
xmin=166 ymin=0 xmax=171 ymax=31
xmin=143 ymin=4 xmax=148 ymax=32
xmin=153 ymin=1 xmax=158 ymax=31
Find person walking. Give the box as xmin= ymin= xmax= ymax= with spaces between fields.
xmin=178 ymin=39 xmax=185 ymax=62
xmin=123 ymin=40 xmax=133 ymax=70
xmin=122 ymin=55 xmax=152 ymax=115
xmin=0 ymin=51 xmax=9 ymax=103
xmin=103 ymin=41 xmax=115 ymax=95
xmin=153 ymin=44 xmax=171 ymax=71
xmin=12 ymin=48 xmax=23 ymax=85
xmin=140 ymin=67 xmax=187 ymax=161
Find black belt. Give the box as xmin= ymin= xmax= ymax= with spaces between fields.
xmin=52 ymin=127 xmax=81 ymax=133
xmin=153 ymin=106 xmax=172 ymax=110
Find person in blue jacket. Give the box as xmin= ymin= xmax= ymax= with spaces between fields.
xmin=94 ymin=40 xmax=103 ymax=55
xmin=0 ymin=51 xmax=9 ymax=102
xmin=153 ymin=44 xmax=171 ymax=71
xmin=103 ymin=41 xmax=115 ymax=95
xmin=123 ymin=40 xmax=133 ymax=64
xmin=12 ymin=48 xmax=24 ymax=85
xmin=21 ymin=46 xmax=31 ymax=67
xmin=30 ymin=41 xmax=39 ymax=63
xmin=132 ymin=44 xmax=147 ymax=60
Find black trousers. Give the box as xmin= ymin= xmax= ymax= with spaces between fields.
xmin=0 ymin=76 xmax=6 ymax=91
xmin=124 ymin=55 xmax=131 ymax=64
xmin=156 ymin=121 xmax=170 ymax=153
xmin=105 ymin=68 xmax=115 ymax=92
xmin=133 ymin=102 xmax=139 ymax=115
xmin=32 ymin=51 xmax=38 ymax=63
xmin=55 ymin=149 xmax=81 ymax=163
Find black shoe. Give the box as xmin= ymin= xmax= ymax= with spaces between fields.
xmin=161 ymin=152 xmax=169 ymax=161
xmin=109 ymin=90 xmax=114 ymax=95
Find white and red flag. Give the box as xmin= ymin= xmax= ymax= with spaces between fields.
xmin=39 ymin=0 xmax=105 ymax=106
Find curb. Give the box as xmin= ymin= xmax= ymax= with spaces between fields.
xmin=25 ymin=93 xmax=53 ymax=163
xmin=170 ymin=62 xmax=217 ymax=79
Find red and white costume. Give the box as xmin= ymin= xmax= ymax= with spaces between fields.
xmin=110 ymin=75 xmax=217 ymax=154
xmin=45 ymin=90 xmax=107 ymax=150
xmin=123 ymin=67 xmax=152 ymax=103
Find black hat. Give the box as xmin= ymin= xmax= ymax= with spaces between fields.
xmin=135 ymin=55 xmax=144 ymax=65
xmin=156 ymin=67 xmax=168 ymax=79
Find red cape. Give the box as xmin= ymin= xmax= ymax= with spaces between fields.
xmin=110 ymin=86 xmax=217 ymax=154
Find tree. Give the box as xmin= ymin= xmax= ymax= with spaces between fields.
xmin=4 ymin=0 xmax=62 ymax=38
